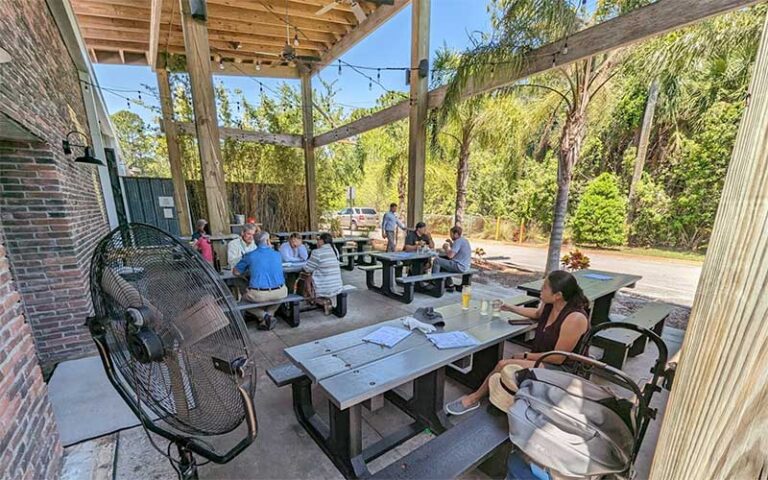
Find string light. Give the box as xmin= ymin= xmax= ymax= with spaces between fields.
xmin=255 ymin=60 xmax=262 ymax=71
xmin=552 ymin=53 xmax=557 ymax=67
xmin=293 ymin=32 xmax=300 ymax=48
xmin=338 ymin=60 xmax=342 ymax=76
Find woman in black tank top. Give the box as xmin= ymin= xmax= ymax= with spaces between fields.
xmin=445 ymin=270 xmax=590 ymax=416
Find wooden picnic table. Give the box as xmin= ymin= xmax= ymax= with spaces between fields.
xmin=304 ymin=236 xmax=372 ymax=257
xmin=517 ymin=269 xmax=642 ymax=324
xmin=219 ymin=262 xmax=306 ymax=282
xmin=284 ymin=301 xmax=534 ymax=479
xmin=366 ymin=251 xmax=438 ymax=302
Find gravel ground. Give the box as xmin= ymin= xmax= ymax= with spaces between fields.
xmin=472 ymin=260 xmax=691 ymax=330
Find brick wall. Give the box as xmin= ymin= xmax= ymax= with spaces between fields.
xmin=0 ymin=228 xmax=63 ymax=479
xmin=0 ymin=0 xmax=110 ymax=367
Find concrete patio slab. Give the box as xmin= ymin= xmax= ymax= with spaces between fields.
xmin=49 ymin=356 xmax=140 ymax=446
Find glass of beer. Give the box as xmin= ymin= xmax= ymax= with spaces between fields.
xmin=461 ymin=285 xmax=472 ymax=310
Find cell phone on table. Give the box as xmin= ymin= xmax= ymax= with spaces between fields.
xmin=508 ymin=318 xmax=534 ymax=326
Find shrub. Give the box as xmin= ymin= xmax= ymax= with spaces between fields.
xmin=572 ymin=173 xmax=627 ymax=247
xmin=561 ymin=249 xmax=591 ymax=271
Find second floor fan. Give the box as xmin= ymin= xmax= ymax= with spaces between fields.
xmin=87 ymin=223 xmax=258 ymax=479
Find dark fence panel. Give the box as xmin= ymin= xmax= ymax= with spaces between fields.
xmin=123 ymin=177 xmax=180 ymax=235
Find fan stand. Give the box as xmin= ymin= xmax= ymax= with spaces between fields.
xmin=177 ymin=444 xmax=199 ymax=480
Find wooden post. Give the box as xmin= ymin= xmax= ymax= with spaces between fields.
xmin=406 ymin=0 xmax=430 ymax=227
xmin=178 ymin=0 xmax=229 ymax=235
xmin=301 ymin=67 xmax=318 ymax=230
xmin=649 ymin=14 xmax=768 ymax=479
xmin=156 ymin=69 xmax=192 ymax=236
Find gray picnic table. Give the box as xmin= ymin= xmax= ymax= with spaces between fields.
xmin=274 ymin=231 xmax=319 ymax=242
xmin=366 ymin=250 xmax=438 ymax=301
xmin=517 ymin=269 xmax=642 ymax=324
xmin=284 ymin=301 xmax=534 ymax=478
xmin=219 ymin=262 xmax=306 ymax=283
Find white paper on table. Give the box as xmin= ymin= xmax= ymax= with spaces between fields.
xmin=583 ymin=273 xmax=613 ymax=280
xmin=426 ymin=331 xmax=480 ymax=349
xmin=362 ymin=326 xmax=412 ymax=348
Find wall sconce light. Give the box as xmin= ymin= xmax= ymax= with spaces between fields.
xmin=62 ymin=131 xmax=104 ymax=166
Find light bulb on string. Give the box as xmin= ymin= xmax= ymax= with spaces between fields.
xmin=377 ymin=69 xmax=381 ymax=82
xmin=338 ymin=60 xmax=342 ymax=76
xmin=563 ymin=39 xmax=569 ymax=55
xmin=127 ymin=99 xmax=131 ymax=109
xmin=137 ymin=91 xmax=142 ymax=101
xmin=369 ymin=79 xmax=372 ymax=91
xmin=255 ymin=60 xmax=262 ymax=71
xmin=552 ymin=53 xmax=557 ymax=68
xmin=218 ymin=57 xmax=225 ymax=70
xmin=293 ymin=33 xmax=300 ymax=48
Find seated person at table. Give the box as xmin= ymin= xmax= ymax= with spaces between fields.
xmin=280 ymin=233 xmax=309 ymax=263
xmin=403 ymin=222 xmax=435 ymax=252
xmin=233 ymin=232 xmax=287 ymax=330
xmin=227 ymin=223 xmax=258 ymax=268
xmin=432 ymin=226 xmax=471 ymax=288
xmin=444 ymin=270 xmax=589 ymax=415
xmin=191 ymin=218 xmax=209 ymax=240
xmin=302 ymin=232 xmax=343 ymax=315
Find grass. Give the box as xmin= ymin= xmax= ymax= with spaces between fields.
xmin=598 ymin=246 xmax=706 ymax=263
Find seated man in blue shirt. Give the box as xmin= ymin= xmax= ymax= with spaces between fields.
xmin=279 ymin=233 xmax=309 ymax=263
xmin=433 ymin=225 xmax=472 ymax=287
xmin=233 ymin=232 xmax=286 ymax=330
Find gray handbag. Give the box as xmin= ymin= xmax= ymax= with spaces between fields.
xmin=507 ymin=365 xmax=636 ymax=478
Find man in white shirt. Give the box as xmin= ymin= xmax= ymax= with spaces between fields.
xmin=279 ymin=233 xmax=309 ymax=263
xmin=227 ymin=223 xmax=258 ymax=269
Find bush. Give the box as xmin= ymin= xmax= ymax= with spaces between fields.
xmin=629 ymin=174 xmax=672 ymax=247
xmin=572 ymin=173 xmax=627 ymax=247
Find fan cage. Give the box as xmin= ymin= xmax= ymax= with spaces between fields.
xmin=89 ymin=224 xmax=256 ymax=437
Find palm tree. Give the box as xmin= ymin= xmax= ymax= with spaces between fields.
xmin=441 ymin=0 xmax=645 ymax=273
xmin=431 ymin=48 xmax=511 ymax=227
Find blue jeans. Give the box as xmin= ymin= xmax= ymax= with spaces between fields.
xmin=432 ymin=257 xmax=464 ymax=274
xmin=506 ymin=452 xmax=551 ymax=480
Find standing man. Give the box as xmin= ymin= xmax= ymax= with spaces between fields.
xmin=227 ymin=223 xmax=258 ymax=269
xmin=233 ymin=232 xmax=287 ymax=330
xmin=433 ymin=226 xmax=472 ymax=288
xmin=381 ymin=203 xmax=406 ymax=252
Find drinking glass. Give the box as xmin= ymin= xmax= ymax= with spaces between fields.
xmin=461 ymin=285 xmax=472 ymax=310
xmin=491 ymin=299 xmax=503 ymax=316
xmin=480 ymin=299 xmax=489 ymax=316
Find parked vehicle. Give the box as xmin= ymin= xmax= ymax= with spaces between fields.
xmin=335 ymin=207 xmax=379 ymax=230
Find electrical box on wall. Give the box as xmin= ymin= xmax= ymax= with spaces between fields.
xmin=189 ymin=0 xmax=207 ymax=20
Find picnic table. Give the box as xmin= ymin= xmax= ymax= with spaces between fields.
xmin=219 ymin=262 xmax=306 ymax=282
xmin=304 ymin=236 xmax=372 ymax=257
xmin=283 ymin=301 xmax=535 ymax=479
xmin=274 ymin=231 xmax=319 ymax=242
xmin=517 ymin=269 xmax=642 ymax=324
xmin=365 ymin=251 xmax=438 ymax=301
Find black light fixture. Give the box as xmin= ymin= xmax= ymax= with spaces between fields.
xmin=62 ymin=131 xmax=104 ymax=166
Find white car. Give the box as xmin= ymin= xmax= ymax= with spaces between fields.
xmin=335 ymin=207 xmax=379 ymax=230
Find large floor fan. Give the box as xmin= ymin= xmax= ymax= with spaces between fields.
xmin=87 ymin=223 xmax=258 ymax=479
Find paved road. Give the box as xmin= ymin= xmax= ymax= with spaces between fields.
xmin=471 ymin=239 xmax=701 ymax=307
xmin=344 ymin=228 xmax=701 ymax=307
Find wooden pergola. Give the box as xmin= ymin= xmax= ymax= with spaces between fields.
xmin=73 ymin=2 xmax=768 ymax=475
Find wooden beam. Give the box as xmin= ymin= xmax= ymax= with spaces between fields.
xmin=649 ymin=13 xmax=768 ymax=479
xmin=157 ymin=69 xmax=192 ymax=236
xmin=300 ymin=68 xmax=318 ymax=230
xmin=314 ymin=0 xmax=761 ymax=146
xmin=175 ymin=122 xmax=304 ymax=148
xmin=319 ymin=0 xmax=409 ymax=66
xmin=406 ymin=0 xmax=429 ymax=226
xmin=179 ymin=0 xmax=229 ymax=235
xmin=206 ymin=0 xmax=357 ymax=26
xmin=148 ymin=0 xmax=162 ymax=69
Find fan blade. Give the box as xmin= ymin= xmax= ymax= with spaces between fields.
xmin=351 ymin=3 xmax=367 ymax=22
xmin=296 ymin=55 xmax=321 ymax=63
xmin=254 ymin=51 xmax=280 ymax=58
xmin=315 ymin=1 xmax=336 ymax=15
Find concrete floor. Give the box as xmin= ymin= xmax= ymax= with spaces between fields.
xmin=61 ymin=267 xmax=683 ymax=480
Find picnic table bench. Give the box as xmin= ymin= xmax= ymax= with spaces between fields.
xmin=590 ymin=302 xmax=673 ymax=368
xmin=370 ymin=406 xmax=510 ymax=480
xmin=233 ymin=293 xmax=303 ymax=328
xmin=274 ymin=301 xmax=535 ymax=478
xmin=518 ymin=269 xmax=642 ymax=324
xmin=395 ymin=269 xmax=478 ymax=303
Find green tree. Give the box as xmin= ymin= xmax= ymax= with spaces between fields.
xmin=110 ymin=110 xmax=168 ymax=177
xmin=572 ymin=173 xmax=627 ymax=247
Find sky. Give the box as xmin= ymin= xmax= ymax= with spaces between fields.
xmin=93 ymin=1 xmax=493 ymax=124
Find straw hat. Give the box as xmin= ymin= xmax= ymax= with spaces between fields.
xmin=489 ymin=364 xmax=524 ymax=412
